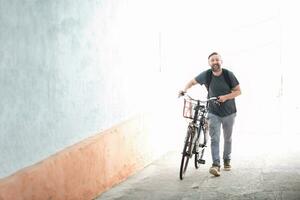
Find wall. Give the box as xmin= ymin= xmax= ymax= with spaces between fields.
xmin=0 ymin=0 xmax=165 ymax=179
xmin=280 ymin=0 xmax=300 ymax=134
xmin=160 ymin=0 xmax=284 ymax=135
xmin=0 ymin=114 xmax=171 ymax=200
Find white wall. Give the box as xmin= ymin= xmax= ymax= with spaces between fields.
xmin=160 ymin=0 xmax=300 ymax=138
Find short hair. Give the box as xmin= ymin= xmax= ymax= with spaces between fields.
xmin=208 ymin=52 xmax=220 ymax=59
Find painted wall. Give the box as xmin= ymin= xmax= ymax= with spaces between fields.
xmin=0 ymin=114 xmax=172 ymax=200
xmin=0 ymin=0 xmax=165 ymax=179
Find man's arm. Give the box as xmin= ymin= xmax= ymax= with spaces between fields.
xmin=218 ymin=85 xmax=241 ymax=102
xmin=178 ymin=78 xmax=198 ymax=97
xmin=183 ymin=78 xmax=198 ymax=92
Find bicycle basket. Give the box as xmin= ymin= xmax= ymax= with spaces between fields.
xmin=183 ymin=98 xmax=198 ymax=120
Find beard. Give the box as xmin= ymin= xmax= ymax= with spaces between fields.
xmin=211 ymin=63 xmax=221 ymax=72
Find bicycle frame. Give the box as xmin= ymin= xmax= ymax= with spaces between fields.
xmin=187 ymin=100 xmax=207 ymax=157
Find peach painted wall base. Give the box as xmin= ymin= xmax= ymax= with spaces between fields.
xmin=0 ymin=114 xmax=167 ymax=200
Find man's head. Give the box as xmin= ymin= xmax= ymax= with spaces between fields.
xmin=208 ymin=52 xmax=222 ymax=72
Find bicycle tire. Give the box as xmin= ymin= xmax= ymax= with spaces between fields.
xmin=179 ymin=128 xmax=192 ymax=180
xmin=194 ymin=126 xmax=206 ymax=169
xmin=195 ymin=148 xmax=205 ymax=169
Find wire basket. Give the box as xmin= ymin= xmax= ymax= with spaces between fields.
xmin=183 ymin=98 xmax=198 ymax=119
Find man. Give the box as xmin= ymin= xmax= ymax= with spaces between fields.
xmin=179 ymin=52 xmax=241 ymax=177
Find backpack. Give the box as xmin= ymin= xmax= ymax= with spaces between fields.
xmin=204 ymin=68 xmax=234 ymax=92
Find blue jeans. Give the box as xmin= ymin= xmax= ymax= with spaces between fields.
xmin=208 ymin=113 xmax=236 ymax=167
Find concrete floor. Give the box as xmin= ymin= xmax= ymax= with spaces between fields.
xmin=95 ymin=133 xmax=300 ymax=200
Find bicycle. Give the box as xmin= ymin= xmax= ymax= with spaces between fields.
xmin=179 ymin=93 xmax=218 ymax=180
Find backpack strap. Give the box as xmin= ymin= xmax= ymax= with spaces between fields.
xmin=205 ymin=69 xmax=212 ymax=91
xmin=222 ymin=68 xmax=234 ymax=89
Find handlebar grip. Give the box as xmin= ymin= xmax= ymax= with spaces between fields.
xmin=178 ymin=91 xmax=186 ymax=97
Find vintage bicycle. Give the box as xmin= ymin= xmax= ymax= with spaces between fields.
xmin=179 ymin=93 xmax=218 ymax=180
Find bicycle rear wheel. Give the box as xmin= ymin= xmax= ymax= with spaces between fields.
xmin=179 ymin=128 xmax=193 ymax=180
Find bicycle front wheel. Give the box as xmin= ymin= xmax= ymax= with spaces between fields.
xmin=195 ymin=126 xmax=206 ymax=169
xmin=180 ymin=128 xmax=192 ymax=180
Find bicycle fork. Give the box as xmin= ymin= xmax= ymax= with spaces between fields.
xmin=183 ymin=126 xmax=196 ymax=158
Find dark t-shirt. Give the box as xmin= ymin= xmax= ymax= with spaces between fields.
xmin=195 ymin=68 xmax=239 ymax=117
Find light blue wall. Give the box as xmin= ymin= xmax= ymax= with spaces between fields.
xmin=0 ymin=0 xmax=162 ymax=178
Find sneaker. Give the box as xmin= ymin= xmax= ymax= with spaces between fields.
xmin=224 ymin=160 xmax=231 ymax=171
xmin=209 ymin=165 xmax=221 ymax=176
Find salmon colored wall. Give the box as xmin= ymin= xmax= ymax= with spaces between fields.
xmin=0 ymin=114 xmax=162 ymax=200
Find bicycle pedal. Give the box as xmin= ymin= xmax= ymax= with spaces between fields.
xmin=198 ymin=159 xmax=205 ymax=164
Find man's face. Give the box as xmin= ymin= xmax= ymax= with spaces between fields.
xmin=208 ymin=54 xmax=222 ymax=72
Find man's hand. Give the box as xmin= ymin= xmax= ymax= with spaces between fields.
xmin=179 ymin=79 xmax=197 ymax=97
xmin=217 ymin=95 xmax=228 ymax=103
xmin=218 ymin=85 xmax=241 ymax=102
xmin=178 ymin=90 xmax=186 ymax=97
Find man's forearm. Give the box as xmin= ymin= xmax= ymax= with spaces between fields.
xmin=226 ymin=85 xmax=242 ymax=100
xmin=183 ymin=79 xmax=197 ymax=92
xmin=218 ymin=85 xmax=241 ymax=102
xmin=225 ymin=90 xmax=241 ymax=100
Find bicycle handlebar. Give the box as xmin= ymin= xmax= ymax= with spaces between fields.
xmin=179 ymin=92 xmax=218 ymax=103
